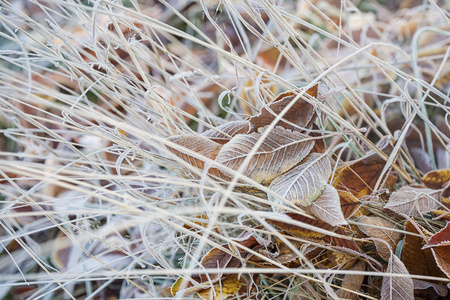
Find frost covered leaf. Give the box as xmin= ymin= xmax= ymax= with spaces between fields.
xmin=202 ymin=120 xmax=251 ymax=144
xmin=413 ymin=279 xmax=448 ymax=297
xmin=385 ymin=186 xmax=441 ymax=216
xmin=357 ymin=216 xmax=401 ymax=261
xmin=336 ymin=260 xmax=366 ymax=300
xmin=304 ymin=184 xmax=347 ymax=226
xmin=197 ymin=274 xmax=242 ymax=300
xmin=402 ymin=221 xmax=445 ymax=279
xmin=380 ymin=254 xmax=414 ymax=300
xmin=248 ymin=84 xmax=318 ymax=132
xmin=423 ymin=222 xmax=450 ymax=278
xmin=215 ymin=126 xmax=314 ymax=184
xmin=338 ymin=190 xmax=362 ymax=219
xmin=166 ymin=135 xmax=222 ymax=178
xmin=269 ymin=153 xmax=332 ymax=206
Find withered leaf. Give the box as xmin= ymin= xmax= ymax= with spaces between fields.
xmin=266 ymin=212 xmax=334 ymax=239
xmin=380 ymin=254 xmax=414 ymax=300
xmin=422 ymin=169 xmax=450 ymax=190
xmin=334 ymin=137 xmax=394 ymax=197
xmin=171 ymin=232 xmax=266 ymax=297
xmin=422 ymin=169 xmax=450 ymax=198
xmin=336 ymin=260 xmax=366 ymax=300
xmin=248 ymin=84 xmax=318 ymax=132
xmin=269 ymin=153 xmax=332 ymax=206
xmin=413 ymin=279 xmax=448 ymax=297
xmin=423 ymin=222 xmax=450 ymax=278
xmin=385 ymin=186 xmax=441 ymax=216
xmin=357 ymin=216 xmax=401 ymax=261
xmin=166 ymin=135 xmax=222 ymax=178
xmin=202 ymin=120 xmax=251 ymax=145
xmin=215 ymin=126 xmax=314 ymax=184
xmin=197 ymin=274 xmax=242 ymax=300
xmin=338 ymin=190 xmax=362 ymax=219
xmin=304 ymin=184 xmax=347 ymax=226
xmin=402 ymin=220 xmax=445 ymax=279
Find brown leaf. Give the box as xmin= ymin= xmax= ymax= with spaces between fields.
xmin=334 ymin=137 xmax=394 ymax=197
xmin=269 ymin=153 xmax=332 ymax=206
xmin=357 ymin=216 xmax=401 ymax=261
xmin=380 ymin=254 xmax=414 ymax=300
xmin=423 ymin=222 xmax=450 ymax=278
xmin=413 ymin=279 xmax=448 ymax=297
xmin=384 ymin=186 xmax=441 ymax=216
xmin=336 ymin=260 xmax=366 ymax=300
xmin=304 ymin=184 xmax=347 ymax=226
xmin=402 ymin=220 xmax=445 ymax=279
xmin=266 ymin=212 xmax=333 ymax=238
xmin=248 ymin=84 xmax=318 ymax=132
xmin=215 ymin=126 xmax=314 ymax=184
xmin=338 ymin=190 xmax=362 ymax=219
xmin=166 ymin=135 xmax=222 ymax=178
xmin=202 ymin=121 xmax=250 ymax=145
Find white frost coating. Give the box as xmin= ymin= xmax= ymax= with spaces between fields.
xmin=304 ymin=184 xmax=347 ymax=226
xmin=269 ymin=153 xmax=332 ymax=206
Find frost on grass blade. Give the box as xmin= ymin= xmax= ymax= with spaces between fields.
xmin=269 ymin=153 xmax=332 ymax=206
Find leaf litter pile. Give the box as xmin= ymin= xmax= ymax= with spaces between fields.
xmin=0 ymin=0 xmax=449 ymax=299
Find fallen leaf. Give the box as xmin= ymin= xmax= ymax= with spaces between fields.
xmin=357 ymin=216 xmax=401 ymax=261
xmin=197 ymin=274 xmax=242 ymax=300
xmin=248 ymin=84 xmax=318 ymax=132
xmin=336 ymin=260 xmax=366 ymax=300
xmin=337 ymin=190 xmax=362 ymax=219
xmin=166 ymin=135 xmax=222 ymax=178
xmin=413 ymin=279 xmax=448 ymax=297
xmin=269 ymin=153 xmax=332 ymax=206
xmin=334 ymin=137 xmax=394 ymax=197
xmin=384 ymin=186 xmax=441 ymax=216
xmin=402 ymin=220 xmax=445 ymax=279
xmin=215 ymin=126 xmax=314 ymax=184
xmin=422 ymin=169 xmax=450 ymax=190
xmin=423 ymin=222 xmax=450 ymax=278
xmin=304 ymin=184 xmax=347 ymax=226
xmin=266 ymin=212 xmax=333 ymax=238
xmin=202 ymin=120 xmax=251 ymax=144
xmin=380 ymin=254 xmax=414 ymax=300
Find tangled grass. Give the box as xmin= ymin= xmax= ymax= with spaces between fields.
xmin=0 ymin=0 xmax=449 ymax=299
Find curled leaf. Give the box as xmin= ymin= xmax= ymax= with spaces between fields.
xmin=357 ymin=216 xmax=401 ymax=261
xmin=269 ymin=153 xmax=332 ymax=206
xmin=385 ymin=186 xmax=441 ymax=216
xmin=215 ymin=126 xmax=314 ymax=184
xmin=248 ymin=84 xmax=318 ymax=132
xmin=413 ymin=279 xmax=448 ymax=297
xmin=380 ymin=254 xmax=414 ymax=300
xmin=423 ymin=222 xmax=450 ymax=279
xmin=304 ymin=184 xmax=347 ymax=226
xmin=337 ymin=190 xmax=362 ymax=219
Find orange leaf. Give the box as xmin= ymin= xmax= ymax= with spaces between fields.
xmin=402 ymin=220 xmax=445 ymax=279
xmin=197 ymin=274 xmax=242 ymax=300
xmin=422 ymin=169 xmax=450 ymax=190
xmin=248 ymin=84 xmax=318 ymax=132
xmin=337 ymin=190 xmax=362 ymax=219
xmin=266 ymin=212 xmax=333 ymax=238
